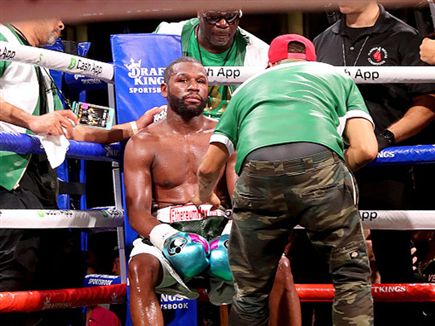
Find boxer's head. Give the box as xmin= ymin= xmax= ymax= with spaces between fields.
xmin=162 ymin=57 xmax=209 ymax=119
xmin=197 ymin=9 xmax=242 ymax=53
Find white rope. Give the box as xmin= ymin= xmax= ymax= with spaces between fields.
xmin=2 ymin=41 xmax=434 ymax=85
xmin=292 ymin=210 xmax=435 ymax=230
xmin=206 ymin=66 xmax=435 ymax=85
xmin=360 ymin=210 xmax=435 ymax=230
xmin=0 ymin=207 xmax=123 ymax=229
xmin=0 ymin=208 xmax=434 ymax=230
xmin=0 ymin=41 xmax=113 ymax=82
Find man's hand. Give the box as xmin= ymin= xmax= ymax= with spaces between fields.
xmin=136 ymin=106 xmax=164 ymax=130
xmin=420 ymin=37 xmax=435 ymax=65
xmin=191 ymin=192 xmax=221 ymax=209
xmin=28 ymin=110 xmax=79 ymax=138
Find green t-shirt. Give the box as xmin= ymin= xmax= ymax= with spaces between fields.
xmin=211 ymin=61 xmax=374 ymax=174
xmin=180 ymin=19 xmax=248 ymax=119
xmin=187 ymin=35 xmax=238 ymax=118
xmin=154 ymin=18 xmax=269 ymax=119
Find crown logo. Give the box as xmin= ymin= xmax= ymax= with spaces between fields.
xmin=124 ymin=58 xmax=142 ymax=71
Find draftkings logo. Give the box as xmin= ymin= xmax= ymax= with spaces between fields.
xmin=368 ymin=47 xmax=387 ymax=65
xmin=123 ymin=58 xmax=165 ymax=94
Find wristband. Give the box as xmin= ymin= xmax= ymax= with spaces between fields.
xmin=376 ymin=129 xmax=396 ymax=150
xmin=149 ymin=223 xmax=178 ymax=250
xmin=130 ymin=121 xmax=139 ymax=135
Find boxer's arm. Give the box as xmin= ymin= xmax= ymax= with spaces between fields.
xmin=124 ymin=132 xmax=160 ymax=237
xmin=344 ymin=118 xmax=378 ymax=171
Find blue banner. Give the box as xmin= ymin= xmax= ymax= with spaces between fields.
xmin=111 ymin=33 xmax=182 ymax=248
xmin=110 ymin=34 xmax=182 ymax=124
xmin=161 ymin=294 xmax=197 ymax=326
xmin=64 ymin=73 xmax=107 ymax=93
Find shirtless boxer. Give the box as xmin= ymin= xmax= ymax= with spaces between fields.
xmin=124 ymin=56 xmax=300 ymax=326
xmin=124 ymin=56 xmax=237 ymax=326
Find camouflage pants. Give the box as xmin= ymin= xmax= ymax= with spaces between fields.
xmin=229 ymin=150 xmax=373 ymax=326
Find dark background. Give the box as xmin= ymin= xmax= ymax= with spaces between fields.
xmin=70 ymin=5 xmax=433 ymax=209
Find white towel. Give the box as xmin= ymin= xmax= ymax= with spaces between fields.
xmin=37 ymin=134 xmax=70 ymax=168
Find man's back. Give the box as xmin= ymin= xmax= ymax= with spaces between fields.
xmin=215 ymin=61 xmax=371 ymax=173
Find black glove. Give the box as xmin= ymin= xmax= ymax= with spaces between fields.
xmin=376 ymin=129 xmax=395 ymax=151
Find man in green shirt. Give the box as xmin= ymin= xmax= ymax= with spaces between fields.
xmin=193 ymin=34 xmax=378 ymax=326
xmin=0 ymin=19 xmax=159 ymax=325
xmin=155 ymin=9 xmax=268 ymax=119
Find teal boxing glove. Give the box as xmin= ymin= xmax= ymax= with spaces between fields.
xmin=150 ymin=224 xmax=210 ymax=279
xmin=209 ymin=234 xmax=233 ymax=282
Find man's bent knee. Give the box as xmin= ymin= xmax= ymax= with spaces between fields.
xmin=128 ymin=254 xmax=162 ymax=289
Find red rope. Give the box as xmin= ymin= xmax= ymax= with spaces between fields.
xmin=0 ymin=283 xmax=433 ymax=312
xmin=0 ymin=284 xmax=125 ymax=313
xmin=297 ymin=283 xmax=435 ymax=302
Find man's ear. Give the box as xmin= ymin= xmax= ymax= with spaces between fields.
xmin=160 ymin=83 xmax=168 ymax=98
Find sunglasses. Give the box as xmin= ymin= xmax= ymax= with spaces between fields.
xmin=202 ymin=10 xmax=242 ymax=25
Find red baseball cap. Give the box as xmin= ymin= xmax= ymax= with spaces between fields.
xmin=268 ymin=34 xmax=317 ymax=64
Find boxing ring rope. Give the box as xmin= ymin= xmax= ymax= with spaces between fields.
xmin=1 ymin=47 xmax=435 ymax=311
xmin=0 ymin=284 xmax=126 ymax=313
xmin=0 ymin=41 xmax=113 ymax=82
xmin=0 ymin=208 xmax=123 ymax=229
xmin=1 ymin=283 xmax=433 ymax=312
xmin=206 ymin=66 xmax=435 ymax=84
xmin=296 ymin=284 xmax=435 ymax=303
xmin=2 ymin=41 xmax=435 ymax=84
xmin=0 ymin=131 xmax=120 ymax=162
xmin=1 ymin=132 xmax=435 ymax=165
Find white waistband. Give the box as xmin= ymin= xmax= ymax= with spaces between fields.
xmin=155 ymin=204 xmax=229 ymax=223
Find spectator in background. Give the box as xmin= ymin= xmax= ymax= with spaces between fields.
xmin=154 ymin=9 xmax=268 ymax=118
xmin=314 ymin=1 xmax=435 ymax=325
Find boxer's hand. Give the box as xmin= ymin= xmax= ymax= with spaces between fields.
xmin=149 ymin=224 xmax=210 ymax=278
xmin=162 ymin=232 xmax=210 ymax=279
xmin=209 ymin=234 xmax=233 ymax=282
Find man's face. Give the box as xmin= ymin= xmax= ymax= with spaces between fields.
xmin=37 ymin=19 xmax=64 ymax=46
xmin=337 ymin=1 xmax=373 ymax=15
xmin=197 ymin=10 xmax=241 ymax=51
xmin=162 ymin=62 xmax=209 ymax=119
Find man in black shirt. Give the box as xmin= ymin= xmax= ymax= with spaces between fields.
xmin=314 ymin=1 xmax=435 ymax=325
